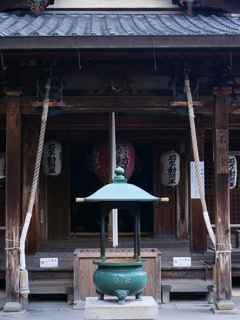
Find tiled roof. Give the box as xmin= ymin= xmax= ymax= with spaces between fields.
xmin=0 ymin=12 xmax=240 ymax=37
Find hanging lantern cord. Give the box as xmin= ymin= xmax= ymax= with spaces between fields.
xmin=185 ymin=77 xmax=216 ymax=248
xmin=19 ymin=79 xmax=51 ymax=299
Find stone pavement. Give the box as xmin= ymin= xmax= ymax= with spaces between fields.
xmin=0 ymin=296 xmax=239 ymax=319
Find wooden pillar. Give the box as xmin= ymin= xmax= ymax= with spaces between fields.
xmin=4 ymin=87 xmax=22 ymax=304
xmin=213 ymin=88 xmax=235 ymax=310
xmin=22 ymin=126 xmax=39 ymax=254
xmin=189 ymin=126 xmax=207 ymax=254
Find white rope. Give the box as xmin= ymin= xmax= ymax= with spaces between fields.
xmin=215 ymin=243 xmax=232 ymax=259
xmin=185 ymin=78 xmax=216 ymax=247
xmin=19 ymin=79 xmax=51 ymax=271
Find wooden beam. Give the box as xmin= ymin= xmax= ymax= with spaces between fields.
xmin=213 ymin=89 xmax=235 ymax=310
xmin=0 ymin=94 xmax=239 ymax=116
xmin=4 ymin=86 xmax=22 ymax=303
xmin=229 ymin=151 xmax=240 ymax=156
xmin=170 ymin=101 xmax=203 ymax=107
xmin=32 ymin=102 xmax=66 ymax=108
xmin=0 ymin=96 xmax=215 ymax=115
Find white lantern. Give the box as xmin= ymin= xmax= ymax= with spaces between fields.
xmin=160 ymin=150 xmax=180 ymax=187
xmin=0 ymin=158 xmax=6 ymax=178
xmin=229 ymin=155 xmax=237 ymax=189
xmin=42 ymin=140 xmax=62 ymax=176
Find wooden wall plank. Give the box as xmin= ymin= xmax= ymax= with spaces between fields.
xmin=189 ymin=126 xmax=207 ymax=254
xmin=22 ymin=126 xmax=39 ymax=255
xmin=153 ymin=144 xmax=176 ymax=236
xmin=48 ymin=144 xmax=70 ymax=239
xmin=177 ymin=135 xmax=189 ymax=239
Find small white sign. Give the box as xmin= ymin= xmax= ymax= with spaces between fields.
xmin=173 ymin=257 xmax=191 ymax=267
xmin=40 ymin=258 xmax=58 ymax=268
xmin=190 ymin=161 xmax=204 ymax=199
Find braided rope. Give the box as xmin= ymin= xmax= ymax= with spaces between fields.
xmin=19 ymin=79 xmax=51 ymax=271
xmin=185 ymin=79 xmax=216 ymax=247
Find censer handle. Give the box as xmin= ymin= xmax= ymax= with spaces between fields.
xmin=160 ymin=197 xmax=169 ymax=202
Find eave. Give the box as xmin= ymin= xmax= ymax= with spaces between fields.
xmin=1 ymin=34 xmax=240 ymax=50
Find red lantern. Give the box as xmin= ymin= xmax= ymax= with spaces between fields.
xmin=92 ymin=140 xmax=135 ymax=183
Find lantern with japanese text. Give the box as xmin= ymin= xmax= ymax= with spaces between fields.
xmin=0 ymin=158 xmax=5 ymax=179
xmin=229 ymin=155 xmax=237 ymax=189
xmin=160 ymin=150 xmax=180 ymax=187
xmin=42 ymin=140 xmax=62 ymax=176
xmin=92 ymin=140 xmax=135 ymax=183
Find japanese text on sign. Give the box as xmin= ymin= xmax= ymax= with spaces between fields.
xmin=173 ymin=257 xmax=191 ymax=267
xmin=40 ymin=258 xmax=58 ymax=268
xmin=190 ymin=161 xmax=204 ymax=199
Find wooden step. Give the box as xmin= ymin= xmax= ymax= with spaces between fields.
xmin=161 ymin=279 xmax=214 ymax=304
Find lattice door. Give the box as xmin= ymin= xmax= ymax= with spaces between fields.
xmin=205 ymin=147 xmax=240 ymax=226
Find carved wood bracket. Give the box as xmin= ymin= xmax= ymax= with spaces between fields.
xmin=27 ymin=0 xmax=49 ymax=15
xmin=82 ymin=76 xmax=154 ymax=97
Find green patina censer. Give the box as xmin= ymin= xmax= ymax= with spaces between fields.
xmin=76 ymin=167 xmax=168 ymax=305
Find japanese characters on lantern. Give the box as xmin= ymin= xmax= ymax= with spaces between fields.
xmin=229 ymin=155 xmax=237 ymax=189
xmin=160 ymin=150 xmax=180 ymax=187
xmin=92 ymin=140 xmax=135 ymax=183
xmin=0 ymin=158 xmax=6 ymax=178
xmin=42 ymin=140 xmax=62 ymax=176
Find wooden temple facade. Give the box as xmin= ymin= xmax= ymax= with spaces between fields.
xmin=0 ymin=0 xmax=240 ymax=311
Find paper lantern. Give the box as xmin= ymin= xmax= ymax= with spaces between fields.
xmin=229 ymin=155 xmax=237 ymax=189
xmin=92 ymin=140 xmax=135 ymax=183
xmin=42 ymin=140 xmax=62 ymax=176
xmin=0 ymin=158 xmax=6 ymax=179
xmin=160 ymin=150 xmax=180 ymax=187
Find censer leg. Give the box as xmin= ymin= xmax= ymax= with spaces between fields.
xmin=135 ymin=291 xmax=143 ymax=300
xmin=96 ymin=289 xmax=104 ymax=301
xmin=115 ymin=289 xmax=129 ymax=305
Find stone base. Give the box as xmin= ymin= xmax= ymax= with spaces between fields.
xmin=84 ymin=296 xmax=158 ymax=320
xmin=73 ymin=300 xmax=85 ymax=310
xmin=3 ymin=302 xmax=22 ymax=313
xmin=215 ymin=299 xmax=235 ymax=310
xmin=211 ymin=307 xmax=239 ymax=314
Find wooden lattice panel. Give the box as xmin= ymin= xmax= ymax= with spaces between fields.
xmin=205 ymin=192 xmax=215 ymax=223
xmin=230 ymin=193 xmax=240 ymax=225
